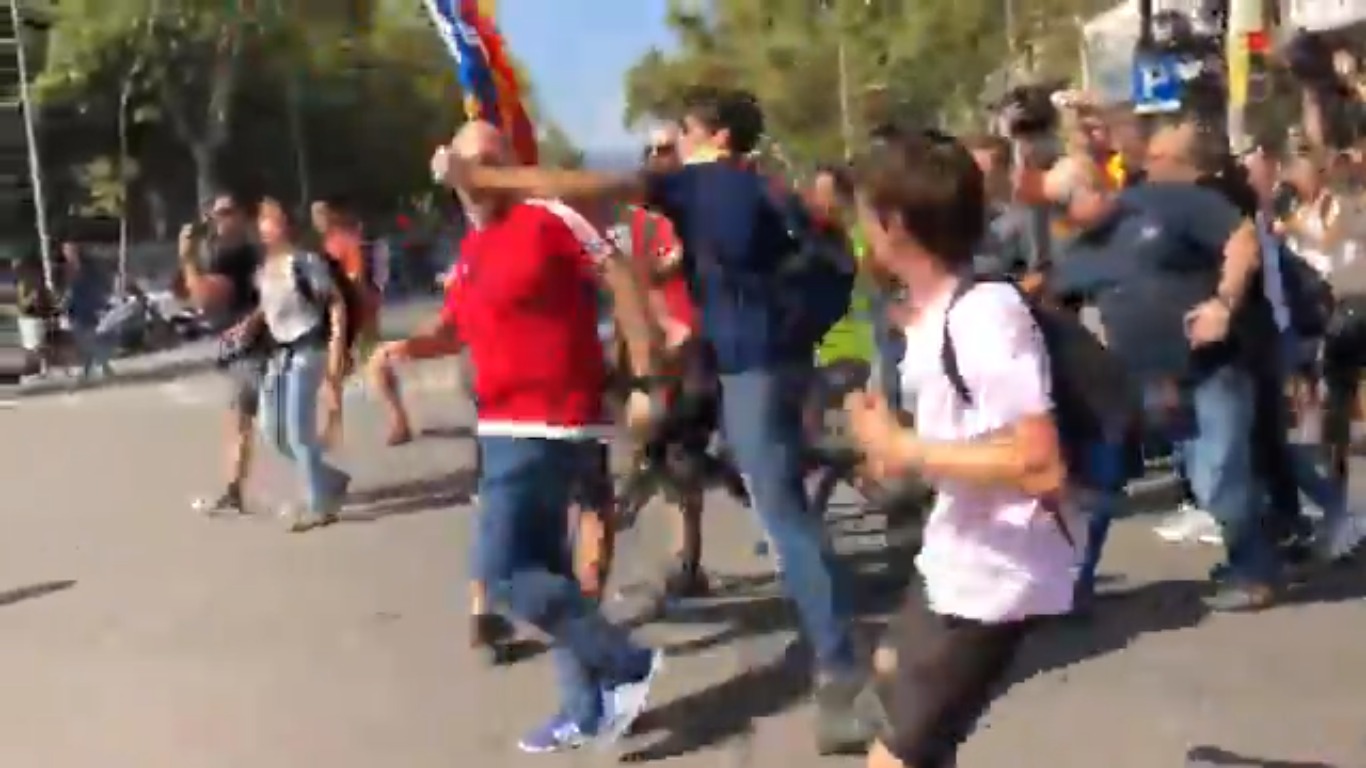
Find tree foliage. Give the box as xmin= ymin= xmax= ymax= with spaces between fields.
xmin=624 ymin=0 xmax=1109 ymax=165
xmin=27 ymin=0 xmax=473 ymax=237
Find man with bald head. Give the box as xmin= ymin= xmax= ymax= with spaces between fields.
xmin=1055 ymin=117 xmax=1285 ymax=611
xmin=415 ymin=120 xmax=665 ymax=752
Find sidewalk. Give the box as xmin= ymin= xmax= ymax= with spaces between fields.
xmin=14 ymin=295 xmax=444 ymax=398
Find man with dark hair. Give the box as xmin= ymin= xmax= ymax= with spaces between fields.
xmin=180 ymin=192 xmax=265 ymax=515
xmin=845 ymin=128 xmax=1075 ymax=768
xmin=439 ymin=88 xmax=871 ymax=753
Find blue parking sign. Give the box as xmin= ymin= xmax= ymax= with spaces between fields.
xmin=1131 ymin=53 xmax=1184 ymax=114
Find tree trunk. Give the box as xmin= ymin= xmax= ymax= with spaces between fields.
xmin=191 ymin=143 xmax=216 ymax=209
xmin=117 ymin=76 xmax=134 ymax=296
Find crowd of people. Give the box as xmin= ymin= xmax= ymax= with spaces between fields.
xmin=151 ymin=79 xmax=1366 ymax=766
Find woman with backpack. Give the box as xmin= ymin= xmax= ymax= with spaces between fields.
xmin=254 ymin=198 xmax=352 ymax=532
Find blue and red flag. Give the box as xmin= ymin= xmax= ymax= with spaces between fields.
xmin=422 ymin=0 xmax=538 ymax=165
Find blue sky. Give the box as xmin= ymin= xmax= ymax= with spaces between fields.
xmin=498 ymin=0 xmax=675 ymax=152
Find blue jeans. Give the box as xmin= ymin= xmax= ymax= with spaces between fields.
xmin=1172 ymin=366 xmax=1279 ymax=585
xmin=475 ymin=436 xmax=652 ymax=729
xmin=1075 ymin=440 xmax=1129 ymax=597
xmin=258 ymin=347 xmax=347 ymax=515
xmin=718 ymin=364 xmax=856 ymax=675
xmin=71 ymin=323 xmax=112 ymax=378
xmin=1290 ymin=443 xmax=1345 ymax=526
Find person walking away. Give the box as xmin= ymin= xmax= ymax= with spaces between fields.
xmin=441 ymin=88 xmax=872 ymax=754
xmin=844 ymin=129 xmax=1075 ymax=768
xmin=16 ymin=254 xmax=57 ymax=377
xmin=254 ymin=198 xmax=351 ymax=532
xmin=426 ymin=121 xmax=664 ymax=752
xmin=180 ymin=194 xmax=265 ymax=515
xmin=60 ymin=242 xmax=114 ymax=381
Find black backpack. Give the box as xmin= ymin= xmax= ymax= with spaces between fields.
xmin=292 ymin=254 xmax=364 ymax=352
xmin=771 ymin=193 xmax=857 ymax=351
xmin=940 ymin=278 xmax=1138 ymax=496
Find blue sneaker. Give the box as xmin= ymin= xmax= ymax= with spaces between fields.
xmin=517 ymin=713 xmax=592 ymax=754
xmin=597 ymin=649 xmax=664 ymax=745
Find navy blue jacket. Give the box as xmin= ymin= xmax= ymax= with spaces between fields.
xmin=647 ymin=163 xmax=807 ymax=373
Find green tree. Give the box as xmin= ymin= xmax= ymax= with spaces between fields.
xmin=538 ymin=121 xmax=584 ymax=169
xmin=623 ymin=0 xmax=1099 ymax=166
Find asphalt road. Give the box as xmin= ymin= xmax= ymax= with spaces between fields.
xmin=2 ymin=357 xmax=1366 ymax=767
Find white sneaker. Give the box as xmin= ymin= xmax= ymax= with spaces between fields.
xmin=1153 ymin=504 xmax=1218 ymax=543
xmin=1320 ymin=512 xmax=1366 ymax=561
xmin=1194 ymin=516 xmax=1224 ymax=546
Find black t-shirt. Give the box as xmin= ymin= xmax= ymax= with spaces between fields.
xmin=204 ymin=241 xmax=261 ymax=329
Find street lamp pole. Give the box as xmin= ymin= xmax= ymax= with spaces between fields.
xmin=7 ymin=0 xmax=54 ymax=292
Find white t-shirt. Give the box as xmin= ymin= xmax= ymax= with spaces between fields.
xmin=901 ymin=281 xmax=1079 ymax=623
xmin=1289 ymin=194 xmax=1361 ymax=277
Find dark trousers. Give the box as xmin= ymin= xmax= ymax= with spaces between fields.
xmin=1250 ymin=349 xmax=1310 ymax=544
xmin=1322 ymin=296 xmax=1366 ymax=492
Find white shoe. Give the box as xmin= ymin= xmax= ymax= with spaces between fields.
xmin=1195 ymin=517 xmax=1224 ymax=546
xmin=1320 ymin=512 xmax=1366 ymax=561
xmin=1153 ymin=504 xmax=1218 ymax=543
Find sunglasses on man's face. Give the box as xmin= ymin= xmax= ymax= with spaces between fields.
xmin=210 ymin=207 xmax=236 ymax=219
xmin=645 ymin=142 xmax=677 ymax=159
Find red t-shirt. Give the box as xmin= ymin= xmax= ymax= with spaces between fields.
xmin=624 ymin=205 xmax=696 ymax=332
xmin=441 ymin=200 xmax=610 ymax=439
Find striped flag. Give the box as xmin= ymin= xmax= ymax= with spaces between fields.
xmin=422 ymin=0 xmax=538 ymax=165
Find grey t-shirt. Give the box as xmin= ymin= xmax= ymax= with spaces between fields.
xmin=256 ymin=251 xmax=334 ymax=345
xmin=973 ymin=203 xmax=1050 ymax=279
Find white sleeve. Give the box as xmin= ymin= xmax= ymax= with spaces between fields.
xmin=947 ymin=284 xmax=1052 ymax=434
xmin=526 ymin=198 xmax=613 ymax=266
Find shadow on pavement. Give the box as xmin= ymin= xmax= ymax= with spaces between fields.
xmin=617 ymin=517 xmax=917 ymax=761
xmin=1010 ymin=578 xmax=1208 ymax=687
xmin=0 ymin=580 xmax=76 ymax=608
xmin=624 ymin=632 xmax=811 ymax=762
xmin=1184 ymin=745 xmax=1337 ymax=767
xmin=339 ymin=469 xmax=476 ymax=523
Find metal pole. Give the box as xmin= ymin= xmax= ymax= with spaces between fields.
xmin=7 ymin=0 xmax=54 ymax=292
xmin=1225 ymin=0 xmax=1260 ymax=154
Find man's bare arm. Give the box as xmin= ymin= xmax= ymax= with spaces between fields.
xmin=450 ymin=164 xmax=647 ymax=203
xmin=1217 ymin=219 xmax=1262 ymax=310
xmin=596 ymin=249 xmax=659 ymax=379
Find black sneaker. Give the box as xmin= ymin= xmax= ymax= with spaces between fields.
xmin=470 ymin=613 xmax=516 ymax=665
xmin=814 ymin=673 xmax=879 ymax=755
xmin=660 ymin=560 xmax=710 ymax=600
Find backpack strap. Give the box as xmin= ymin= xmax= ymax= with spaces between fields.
xmin=940 ymin=277 xmax=979 ymax=405
xmin=941 ymin=275 xmax=1079 ymax=550
xmin=291 ymin=255 xmax=319 ymax=308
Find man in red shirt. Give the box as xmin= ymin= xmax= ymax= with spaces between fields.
xmin=416 ymin=121 xmax=663 ymax=753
